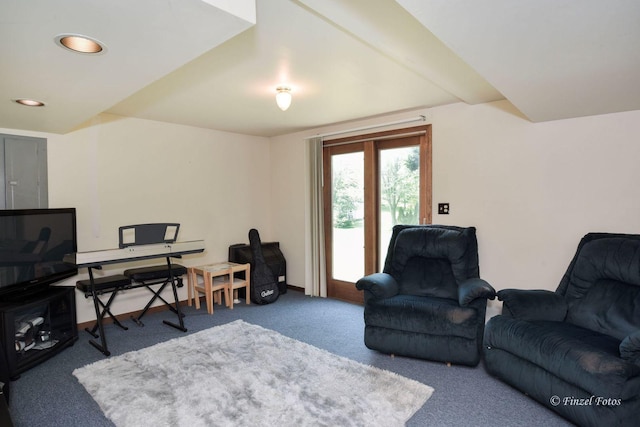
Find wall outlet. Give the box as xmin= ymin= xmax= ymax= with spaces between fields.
xmin=438 ymin=203 xmax=450 ymax=214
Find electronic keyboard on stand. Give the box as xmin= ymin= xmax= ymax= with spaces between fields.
xmin=64 ymin=224 xmax=205 ymax=356
xmin=66 ymin=240 xmax=206 ymax=268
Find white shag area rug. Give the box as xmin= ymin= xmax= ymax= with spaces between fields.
xmin=73 ymin=320 xmax=433 ymax=427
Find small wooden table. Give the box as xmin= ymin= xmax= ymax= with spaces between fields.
xmin=187 ymin=262 xmax=250 ymax=314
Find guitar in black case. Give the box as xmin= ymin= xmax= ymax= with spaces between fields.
xmin=248 ymin=229 xmax=280 ymax=304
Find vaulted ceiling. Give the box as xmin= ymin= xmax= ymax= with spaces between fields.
xmin=2 ymin=0 xmax=639 ymax=137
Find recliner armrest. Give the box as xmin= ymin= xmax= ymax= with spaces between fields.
xmin=355 ymin=273 xmax=399 ymax=299
xmin=458 ymin=278 xmax=496 ymax=306
xmin=620 ymin=330 xmax=640 ymax=366
xmin=497 ymin=289 xmax=567 ymax=321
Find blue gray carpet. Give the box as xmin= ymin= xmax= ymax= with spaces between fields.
xmin=8 ymin=290 xmax=572 ymax=426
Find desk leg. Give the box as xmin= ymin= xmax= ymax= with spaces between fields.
xmin=87 ymin=267 xmax=111 ymax=356
xmin=161 ymin=257 xmax=187 ymax=332
xmin=85 ymin=291 xmax=128 ymax=337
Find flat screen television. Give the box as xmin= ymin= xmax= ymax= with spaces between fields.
xmin=0 ymin=208 xmax=77 ymax=300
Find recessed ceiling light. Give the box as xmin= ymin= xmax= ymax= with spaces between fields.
xmin=55 ymin=34 xmax=106 ymax=54
xmin=14 ymin=99 xmax=45 ymax=107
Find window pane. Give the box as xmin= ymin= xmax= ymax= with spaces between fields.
xmin=331 ymin=152 xmax=364 ymax=282
xmin=379 ymin=146 xmax=420 ymax=270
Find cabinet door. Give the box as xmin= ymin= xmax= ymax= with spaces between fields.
xmin=0 ymin=287 xmax=77 ymax=378
xmin=1 ymin=134 xmax=48 ymax=209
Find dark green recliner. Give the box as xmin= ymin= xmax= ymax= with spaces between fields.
xmin=355 ymin=225 xmax=495 ymax=366
xmin=484 ymin=232 xmax=640 ymax=427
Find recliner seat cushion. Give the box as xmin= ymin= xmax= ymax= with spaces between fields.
xmin=398 ymin=257 xmax=458 ymax=299
xmin=485 ymin=315 xmax=640 ymax=399
xmin=390 ymin=227 xmax=474 ymax=298
xmin=567 ymin=278 xmax=640 ymax=340
xmin=565 ymin=238 xmax=640 ymax=340
xmin=365 ymin=294 xmax=480 ymax=340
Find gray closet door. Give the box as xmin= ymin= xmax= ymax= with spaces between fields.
xmin=1 ymin=134 xmax=48 ymax=209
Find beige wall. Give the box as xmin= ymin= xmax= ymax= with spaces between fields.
xmin=2 ymin=114 xmax=272 ymax=323
xmin=3 ymin=100 xmax=640 ymax=321
xmin=269 ymin=135 xmax=306 ymax=289
xmin=270 ymin=100 xmax=640 ymax=310
xmin=430 ymin=101 xmax=640 ymax=293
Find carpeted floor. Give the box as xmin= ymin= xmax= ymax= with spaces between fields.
xmin=8 ymin=289 xmax=573 ymax=426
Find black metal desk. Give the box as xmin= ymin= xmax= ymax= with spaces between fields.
xmin=64 ymin=240 xmax=205 ymax=356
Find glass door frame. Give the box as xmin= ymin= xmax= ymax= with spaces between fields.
xmin=322 ymin=125 xmax=432 ymax=303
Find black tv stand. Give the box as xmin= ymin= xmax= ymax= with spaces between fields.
xmin=0 ymin=286 xmax=77 ymax=379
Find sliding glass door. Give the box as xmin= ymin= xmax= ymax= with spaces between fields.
xmin=323 ymin=125 xmax=432 ymax=303
xmin=330 ymin=148 xmax=365 ymax=283
xmin=378 ymin=143 xmax=421 ymax=271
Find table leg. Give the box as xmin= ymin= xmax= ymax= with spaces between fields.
xmin=205 ymin=272 xmax=213 ymax=314
xmin=187 ymin=268 xmax=193 ymax=307
xmin=193 ymin=269 xmax=202 ymax=310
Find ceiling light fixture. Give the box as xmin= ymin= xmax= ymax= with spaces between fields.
xmin=275 ymin=86 xmax=292 ymax=111
xmin=14 ymin=99 xmax=45 ymax=107
xmin=55 ymin=34 xmax=106 ymax=54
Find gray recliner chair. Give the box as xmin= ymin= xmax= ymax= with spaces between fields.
xmin=355 ymin=224 xmax=496 ymax=366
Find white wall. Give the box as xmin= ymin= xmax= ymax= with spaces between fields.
xmin=431 ymin=101 xmax=640 ymax=292
xmin=4 ymin=100 xmax=640 ymax=321
xmin=269 ymin=135 xmax=306 ymax=288
xmin=270 ymin=100 xmax=640 ymax=309
xmin=2 ymin=114 xmax=272 ymax=323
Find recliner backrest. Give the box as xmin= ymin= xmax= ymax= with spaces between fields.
xmin=387 ymin=226 xmax=479 ymax=299
xmin=563 ymin=237 xmax=640 ymax=340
